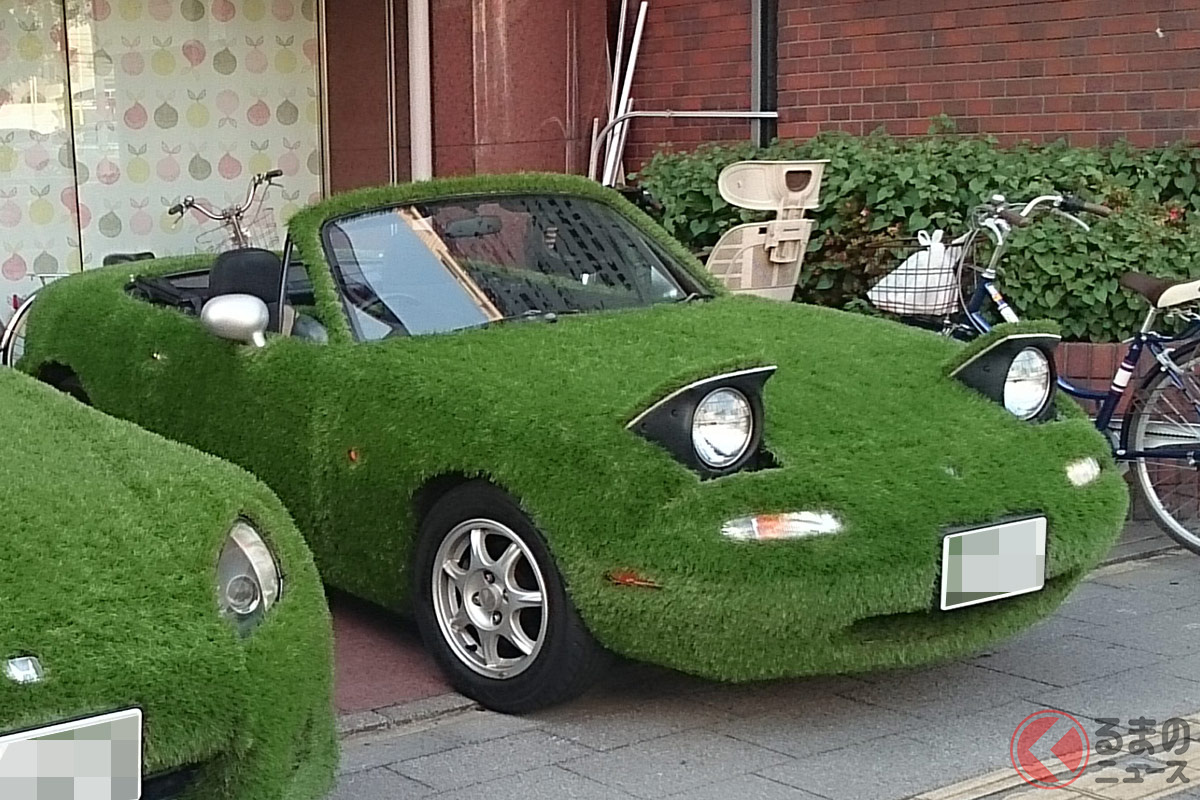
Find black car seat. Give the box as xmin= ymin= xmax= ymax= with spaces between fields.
xmin=103 ymin=251 xmax=156 ymax=267
xmin=207 ymin=248 xmax=292 ymax=334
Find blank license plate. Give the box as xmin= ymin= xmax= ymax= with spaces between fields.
xmin=941 ymin=517 xmax=1046 ymax=611
xmin=0 ymin=708 xmax=142 ymax=799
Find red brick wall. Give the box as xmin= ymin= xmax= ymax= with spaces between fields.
xmin=622 ymin=0 xmax=755 ymax=166
xmin=778 ymin=0 xmax=1200 ymax=147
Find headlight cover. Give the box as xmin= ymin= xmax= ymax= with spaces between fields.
xmin=951 ymin=334 xmax=1059 ymax=422
xmin=692 ymin=388 xmax=754 ymax=468
xmin=628 ymin=366 xmax=776 ymax=477
xmin=1004 ymin=347 xmax=1052 ymax=420
xmin=217 ymin=519 xmax=282 ymax=636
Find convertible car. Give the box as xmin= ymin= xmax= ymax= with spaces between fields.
xmin=0 ymin=369 xmax=336 ymax=798
xmin=14 ymin=173 xmax=1128 ymax=712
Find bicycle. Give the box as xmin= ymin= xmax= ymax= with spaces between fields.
xmin=169 ymin=169 xmax=283 ymax=253
xmin=0 ymin=171 xmax=283 ymax=368
xmin=869 ymin=192 xmax=1200 ymax=555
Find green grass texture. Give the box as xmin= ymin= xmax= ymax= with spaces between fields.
xmin=0 ymin=369 xmax=337 ymax=799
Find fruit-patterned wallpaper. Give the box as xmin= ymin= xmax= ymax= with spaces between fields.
xmin=0 ymin=0 xmax=322 ymax=322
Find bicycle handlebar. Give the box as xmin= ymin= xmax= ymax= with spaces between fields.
xmin=998 ymin=209 xmax=1031 ymax=227
xmin=169 ymin=172 xmax=281 ymax=220
xmin=1061 ymin=196 xmax=1113 ymax=218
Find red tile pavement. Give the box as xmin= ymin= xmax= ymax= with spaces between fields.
xmin=329 ymin=592 xmax=451 ymax=713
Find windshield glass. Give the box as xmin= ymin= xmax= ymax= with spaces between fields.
xmin=321 ymin=194 xmax=700 ymax=339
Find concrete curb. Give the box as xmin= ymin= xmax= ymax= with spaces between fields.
xmin=337 ymin=693 xmax=479 ymax=738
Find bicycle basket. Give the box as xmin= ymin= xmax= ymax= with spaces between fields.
xmin=242 ymin=206 xmax=280 ymax=251
xmin=194 ymin=207 xmax=280 ymax=253
xmin=866 ymin=230 xmax=972 ymax=316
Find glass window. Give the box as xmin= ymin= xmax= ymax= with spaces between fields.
xmin=322 ymin=195 xmax=704 ymax=340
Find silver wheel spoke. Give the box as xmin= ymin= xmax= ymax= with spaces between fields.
xmin=447 ymin=606 xmax=469 ymax=631
xmin=469 ymin=528 xmax=494 ymax=569
xmin=497 ymin=543 xmax=521 ymax=584
xmin=508 ymin=588 xmax=543 ymax=610
xmin=477 ymin=628 xmax=502 ymax=667
xmin=501 ymin=616 xmax=536 ymax=656
xmin=442 ymin=559 xmax=468 ymax=587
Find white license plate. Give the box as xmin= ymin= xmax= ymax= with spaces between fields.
xmin=941 ymin=517 xmax=1046 ymax=611
xmin=0 ymin=708 xmax=142 ymax=799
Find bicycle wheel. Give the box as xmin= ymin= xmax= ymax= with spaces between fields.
xmin=0 ymin=292 xmax=37 ymax=368
xmin=1125 ymin=349 xmax=1200 ymax=554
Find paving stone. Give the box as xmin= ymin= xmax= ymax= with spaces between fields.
xmin=758 ymin=733 xmax=959 ymax=800
xmin=430 ymin=765 xmax=637 ymax=800
xmin=688 ymin=675 xmax=874 ymax=717
xmin=531 ymin=690 xmax=736 ymax=751
xmin=1070 ymin=610 xmax=1200 ymax=657
xmin=715 ymin=693 xmax=925 ymax=759
xmin=905 ymin=699 xmax=1051 ymax=771
xmin=426 ymin=708 xmax=539 ymax=746
xmin=972 ymin=633 xmax=1156 ymax=687
xmin=1149 ymin=649 xmax=1200 ymax=686
xmin=838 ymin=663 xmax=1053 ymax=722
xmin=563 ymin=730 xmax=792 ymax=799
xmin=1091 ymin=555 xmax=1198 ymax=590
xmin=1056 ymin=581 xmax=1190 ymax=627
xmin=391 ymin=730 xmax=591 ymax=792
xmin=1032 ymin=666 xmax=1200 ymax=726
xmin=666 ymin=773 xmax=825 ymax=799
xmin=330 ymin=766 xmax=434 ymax=800
xmin=338 ymin=727 xmax=455 ymax=774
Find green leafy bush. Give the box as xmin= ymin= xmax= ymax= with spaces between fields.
xmin=634 ymin=129 xmax=1200 ymax=342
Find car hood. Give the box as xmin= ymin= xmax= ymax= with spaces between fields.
xmin=0 ymin=371 xmax=330 ymax=775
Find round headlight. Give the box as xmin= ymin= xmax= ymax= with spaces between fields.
xmin=692 ymin=388 xmax=754 ymax=469
xmin=217 ymin=519 xmax=282 ymax=635
xmin=1004 ymin=347 xmax=1052 ymax=420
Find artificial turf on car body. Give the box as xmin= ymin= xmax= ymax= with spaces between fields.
xmin=0 ymin=369 xmax=337 ymax=799
xmin=19 ymin=173 xmax=1129 ymax=682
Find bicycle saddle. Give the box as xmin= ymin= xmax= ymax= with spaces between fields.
xmin=1120 ymin=272 xmax=1200 ymax=309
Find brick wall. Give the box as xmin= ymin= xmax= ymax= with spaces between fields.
xmin=621 ymin=0 xmax=755 ymax=166
xmin=778 ymin=0 xmax=1200 ymax=147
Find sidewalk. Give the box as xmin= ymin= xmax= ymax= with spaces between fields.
xmin=332 ymin=539 xmax=1200 ymax=800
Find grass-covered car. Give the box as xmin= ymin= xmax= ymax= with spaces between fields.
xmin=14 ymin=173 xmax=1128 ymax=712
xmin=0 ymin=369 xmax=336 ymax=798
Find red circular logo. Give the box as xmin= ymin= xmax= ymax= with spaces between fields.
xmin=1010 ymin=710 xmax=1091 ymax=789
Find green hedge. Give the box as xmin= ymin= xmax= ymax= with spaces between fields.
xmin=635 ymin=128 xmax=1200 ymax=342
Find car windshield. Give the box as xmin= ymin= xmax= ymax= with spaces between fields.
xmin=321 ymin=194 xmax=702 ymax=339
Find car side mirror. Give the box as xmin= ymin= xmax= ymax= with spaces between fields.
xmin=201 ymin=294 xmax=269 ymax=348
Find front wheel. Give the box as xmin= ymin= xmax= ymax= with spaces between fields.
xmin=412 ymin=481 xmax=608 ymax=713
xmin=1125 ymin=350 xmax=1200 ymax=554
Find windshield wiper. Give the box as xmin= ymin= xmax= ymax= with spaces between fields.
xmin=484 ymin=309 xmax=583 ymax=327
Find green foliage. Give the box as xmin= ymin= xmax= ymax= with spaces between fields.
xmin=23 ymin=191 xmax=1127 ymax=681
xmin=635 ymin=132 xmax=1200 ymax=342
xmin=0 ymin=369 xmax=337 ymax=800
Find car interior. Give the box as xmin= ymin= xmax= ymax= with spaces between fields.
xmin=126 ymin=246 xmax=329 ymax=343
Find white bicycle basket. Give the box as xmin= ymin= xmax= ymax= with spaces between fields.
xmin=867 ymin=230 xmax=968 ymax=316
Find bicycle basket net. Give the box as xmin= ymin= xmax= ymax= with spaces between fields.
xmin=867 ymin=229 xmax=966 ymax=316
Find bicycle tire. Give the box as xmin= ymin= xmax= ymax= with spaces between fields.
xmin=1122 ymin=341 xmax=1200 ymax=554
xmin=0 ymin=292 xmax=38 ymax=368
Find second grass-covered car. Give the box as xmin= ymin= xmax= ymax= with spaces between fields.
xmin=0 ymin=369 xmax=337 ymax=799
xmin=15 ymin=173 xmax=1128 ymax=711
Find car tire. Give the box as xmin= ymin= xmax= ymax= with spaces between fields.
xmin=412 ymin=480 xmax=608 ymax=713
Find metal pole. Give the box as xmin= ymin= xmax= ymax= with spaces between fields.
xmin=408 ymin=0 xmax=434 ymax=180
xmin=603 ymin=1 xmax=647 ymax=185
xmin=587 ymin=110 xmax=779 ymax=182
